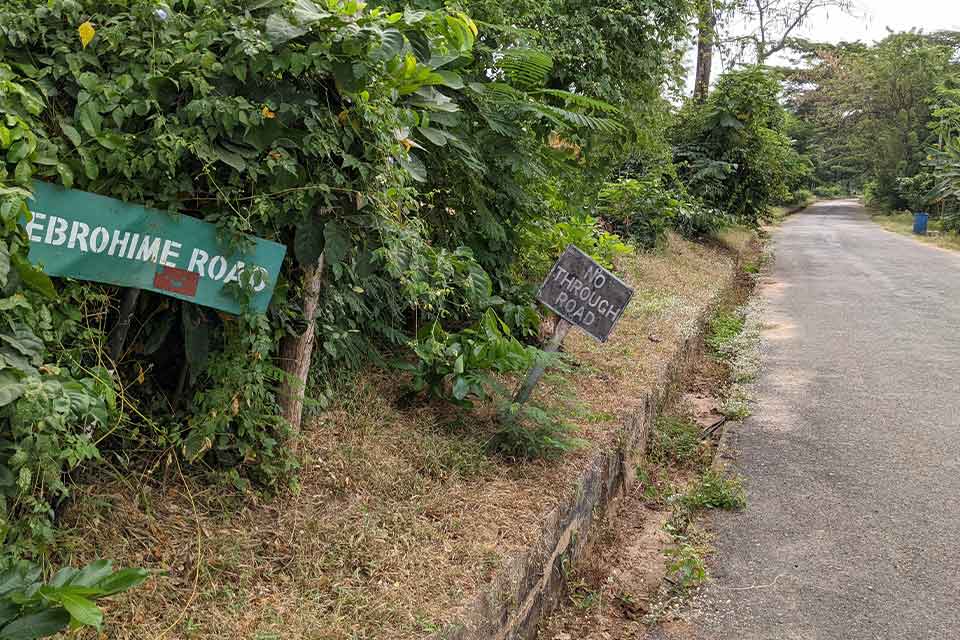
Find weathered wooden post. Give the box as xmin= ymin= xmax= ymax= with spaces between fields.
xmin=513 ymin=245 xmax=635 ymax=407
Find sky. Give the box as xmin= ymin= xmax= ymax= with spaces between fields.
xmin=684 ymin=0 xmax=960 ymax=93
xmin=793 ymin=0 xmax=960 ymax=45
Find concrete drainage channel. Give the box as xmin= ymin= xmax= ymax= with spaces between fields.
xmin=437 ymin=253 xmax=761 ymax=640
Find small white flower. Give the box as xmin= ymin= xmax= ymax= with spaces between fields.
xmin=154 ymin=8 xmax=168 ymax=20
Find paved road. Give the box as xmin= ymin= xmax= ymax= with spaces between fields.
xmin=655 ymin=201 xmax=960 ymax=639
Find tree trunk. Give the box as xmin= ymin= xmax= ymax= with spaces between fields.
xmin=108 ymin=287 xmax=141 ymax=364
xmin=693 ymin=0 xmax=716 ymax=103
xmin=278 ymin=253 xmax=325 ymax=434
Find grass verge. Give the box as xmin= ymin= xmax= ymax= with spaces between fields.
xmin=871 ymin=210 xmax=960 ymax=252
xmin=61 ymin=232 xmax=741 ymax=640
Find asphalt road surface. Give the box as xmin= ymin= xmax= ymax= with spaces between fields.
xmin=654 ymin=201 xmax=960 ymax=639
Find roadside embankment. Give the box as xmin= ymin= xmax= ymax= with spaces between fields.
xmin=62 ymin=230 xmax=755 ymax=640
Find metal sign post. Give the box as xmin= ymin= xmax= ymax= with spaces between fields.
xmin=513 ymin=245 xmax=635 ymax=406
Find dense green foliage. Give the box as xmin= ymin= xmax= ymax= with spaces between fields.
xmin=0 ymin=560 xmax=147 ymax=638
xmin=787 ymin=33 xmax=960 ymax=214
xmin=0 ymin=0 xmax=712 ymax=561
xmin=673 ymin=67 xmax=810 ymax=224
xmin=0 ymin=2 xmax=812 ymax=614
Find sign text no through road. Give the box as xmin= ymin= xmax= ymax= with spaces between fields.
xmin=536 ymin=245 xmax=634 ymax=343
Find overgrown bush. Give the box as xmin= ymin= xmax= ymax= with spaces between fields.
xmin=598 ymin=177 xmax=678 ymax=249
xmin=896 ymin=173 xmax=937 ymax=212
xmin=813 ymin=184 xmax=843 ymax=198
xmin=596 ymin=174 xmax=730 ymax=249
xmin=672 ymin=67 xmax=800 ymax=225
xmin=0 ymin=0 xmax=635 ymax=560
xmin=403 ymin=309 xmax=541 ymax=407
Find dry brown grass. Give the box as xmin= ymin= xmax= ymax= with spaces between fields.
xmin=59 ymin=232 xmax=740 ymax=640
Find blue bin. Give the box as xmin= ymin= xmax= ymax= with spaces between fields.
xmin=913 ymin=212 xmax=929 ymax=235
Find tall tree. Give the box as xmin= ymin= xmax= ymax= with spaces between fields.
xmin=787 ymin=33 xmax=959 ymax=207
xmin=727 ymin=0 xmax=853 ymax=64
xmin=694 ymin=0 xmax=718 ymax=102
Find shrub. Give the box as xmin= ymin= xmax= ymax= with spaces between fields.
xmin=896 ymin=172 xmax=937 ymax=212
xmin=597 ymin=175 xmax=732 ymax=249
xmin=682 ymin=469 xmax=746 ymax=510
xmin=598 ymin=177 xmax=676 ymax=249
xmin=672 ymin=67 xmax=801 ymax=225
xmin=813 ymin=184 xmax=843 ymax=198
xmin=0 ymin=0 xmax=635 ymax=556
xmin=403 ymin=309 xmax=541 ymax=407
xmin=0 ymin=560 xmax=148 ymax=637
xmin=648 ymin=416 xmax=709 ymax=468
xmin=787 ymin=188 xmax=815 ymax=205
xmin=489 ymin=405 xmax=583 ymax=460
xmin=515 ymin=213 xmax=633 ymax=280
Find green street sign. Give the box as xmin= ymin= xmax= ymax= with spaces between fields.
xmin=22 ymin=181 xmax=286 ymax=314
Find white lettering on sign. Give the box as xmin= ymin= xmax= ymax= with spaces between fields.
xmin=27 ymin=211 xmax=277 ymax=290
xmin=549 ymin=267 xmax=622 ymax=328
xmin=90 ymin=226 xmax=110 ymax=253
xmin=536 ymin=245 xmax=634 ymax=343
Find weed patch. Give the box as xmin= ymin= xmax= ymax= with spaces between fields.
xmin=683 ymin=469 xmax=747 ymax=511
xmin=489 ymin=406 xmax=584 ymax=460
xmin=664 ymin=538 xmax=709 ymax=592
xmin=648 ymin=416 xmax=711 ymax=469
xmin=706 ymin=311 xmax=745 ymax=356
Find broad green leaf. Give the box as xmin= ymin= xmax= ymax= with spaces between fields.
xmin=0 ymin=327 xmax=43 ymax=360
xmin=451 ymin=376 xmax=470 ymax=400
xmin=0 ymin=607 xmax=70 ymax=640
xmin=291 ymin=0 xmax=330 ymax=23
xmin=0 ymin=567 xmax=35 ymax=598
xmin=213 ymin=145 xmax=245 ymax=172
xmin=60 ymin=122 xmax=83 ymax=147
xmin=322 ymin=221 xmax=350 ymax=267
xmin=0 ymin=127 xmax=11 ymax=149
xmin=0 ymin=600 xmax=18 ymax=629
xmin=0 ymin=346 xmax=38 ymax=376
xmin=72 ymin=561 xmax=113 ymax=588
xmin=405 ymin=30 xmax=431 ymax=63
xmin=80 ymin=152 xmax=99 ymax=180
xmin=265 ymin=14 xmax=309 ymax=44
xmin=11 ymin=255 xmax=56 ymax=299
xmin=78 ymin=104 xmax=102 ymax=137
xmin=399 ymin=153 xmax=427 ymax=182
xmin=56 ymin=163 xmax=74 ymax=189
xmin=0 ymin=374 xmax=25 ymax=407
xmin=433 ymin=71 xmax=464 ymax=90
xmin=293 ymin=217 xmax=324 ymax=267
xmin=6 ymin=139 xmax=32 ymax=164
xmin=49 ymin=567 xmax=78 ymax=589
xmin=59 ymin=594 xmax=101 ymax=629
xmin=13 ymin=161 xmax=31 ymax=186
xmin=93 ymin=568 xmax=149 ymax=597
xmin=374 ymin=29 xmax=404 ymax=61
xmin=403 ymin=8 xmax=428 ymax=23
xmin=417 ymin=126 xmax=447 ymax=146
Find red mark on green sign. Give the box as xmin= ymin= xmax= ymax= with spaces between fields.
xmin=154 ymin=266 xmax=199 ymax=297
